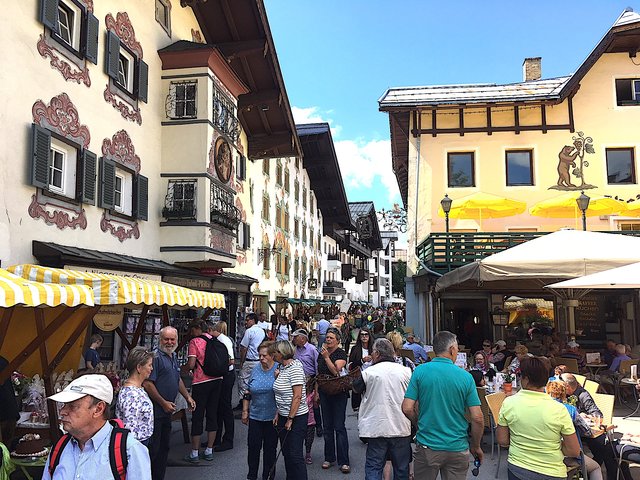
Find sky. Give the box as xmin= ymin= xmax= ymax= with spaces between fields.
xmin=263 ymin=0 xmax=637 ymax=226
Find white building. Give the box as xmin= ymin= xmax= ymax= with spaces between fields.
xmin=369 ymin=231 xmax=398 ymax=306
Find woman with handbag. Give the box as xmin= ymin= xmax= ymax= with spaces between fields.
xmin=317 ymin=328 xmax=351 ymax=474
xmin=348 ymin=327 xmax=373 ymax=412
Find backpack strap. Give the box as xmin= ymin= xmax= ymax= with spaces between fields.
xmin=108 ymin=419 xmax=129 ymax=480
xmin=48 ymin=434 xmax=72 ymax=477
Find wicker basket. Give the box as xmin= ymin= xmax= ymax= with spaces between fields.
xmin=316 ymin=367 xmax=361 ymax=395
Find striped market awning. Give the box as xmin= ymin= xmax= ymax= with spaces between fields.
xmin=0 ymin=268 xmax=94 ymax=308
xmin=8 ymin=264 xmax=225 ymax=309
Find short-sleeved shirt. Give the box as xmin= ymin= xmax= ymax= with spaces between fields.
xmin=84 ymin=348 xmax=100 ymax=368
xmin=248 ymin=363 xmax=278 ymax=421
xmin=317 ymin=348 xmax=348 ymax=376
xmin=116 ymin=386 xmax=154 ymax=441
xmin=294 ymin=342 xmax=319 ymax=376
xmin=404 ymin=357 xmax=480 ymax=451
xmin=402 ymin=342 xmax=428 ymax=363
xmin=147 ymin=349 xmax=181 ymax=418
xmin=241 ymin=325 xmax=266 ymax=361
xmin=188 ymin=334 xmax=221 ymax=384
xmin=273 ymin=360 xmax=309 ymax=417
xmin=275 ymin=324 xmax=290 ymax=341
xmin=217 ymin=333 xmax=235 ymax=371
xmin=498 ymin=389 xmax=575 ymax=478
xmin=316 ymin=319 xmax=331 ymax=335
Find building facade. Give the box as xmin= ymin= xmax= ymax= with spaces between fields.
xmin=380 ymin=10 xmax=640 ymax=346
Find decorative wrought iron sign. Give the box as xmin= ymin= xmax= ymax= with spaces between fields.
xmin=356 ymin=214 xmax=374 ymax=240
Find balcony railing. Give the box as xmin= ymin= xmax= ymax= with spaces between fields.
xmin=327 ymin=252 xmax=340 ymax=261
xmin=356 ymin=268 xmax=368 ymax=283
xmin=341 ymin=263 xmax=356 ymax=280
xmin=417 ymin=230 xmax=640 ymax=274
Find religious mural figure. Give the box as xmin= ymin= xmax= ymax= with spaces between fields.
xmin=550 ymin=131 xmax=596 ymax=191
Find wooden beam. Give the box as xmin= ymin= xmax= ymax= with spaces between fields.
xmin=34 ymin=310 xmax=50 ymax=381
xmin=568 ymin=94 xmax=575 ymax=133
xmin=459 ymin=108 xmax=464 ymax=136
xmin=34 ymin=309 xmax=59 ymax=441
xmin=0 ymin=306 xmax=80 ymax=384
xmin=541 ymin=104 xmax=548 ymax=134
xmin=0 ymin=307 xmax=14 ymax=352
xmin=115 ymin=327 xmax=131 ymax=351
xmin=431 ymin=108 xmax=437 ymax=137
xmin=486 ymin=107 xmax=493 ymax=136
xmin=514 ymin=105 xmax=521 ymax=135
xmin=248 ymin=132 xmax=293 ymax=153
xmin=237 ymin=89 xmax=280 ymax=110
xmin=417 ymin=123 xmax=572 ymax=136
xmin=216 ymin=39 xmax=267 ymax=61
xmin=162 ymin=305 xmax=170 ymax=327
xmin=45 ymin=306 xmax=101 ymax=376
xmin=130 ymin=305 xmax=150 ymax=348
xmin=411 ymin=110 xmax=419 ymax=137
xmin=199 ymin=307 xmax=213 ymax=322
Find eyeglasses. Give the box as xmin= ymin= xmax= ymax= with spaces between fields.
xmin=483 ymin=344 xmax=491 ymax=347
xmin=360 ymin=333 xmax=369 ymax=336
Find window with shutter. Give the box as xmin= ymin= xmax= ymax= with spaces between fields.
xmin=244 ymin=224 xmax=251 ymax=249
xmin=106 ymin=31 xmax=148 ymax=103
xmin=98 ymin=157 xmax=116 ymax=210
xmin=155 ymin=0 xmax=171 ymax=35
xmin=79 ymin=149 xmax=97 ymax=205
xmin=135 ymin=175 xmax=149 ymax=221
xmin=39 ymin=0 xmax=97 ymax=61
xmin=30 ymin=124 xmax=52 ymax=189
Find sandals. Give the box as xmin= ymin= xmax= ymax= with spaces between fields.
xmin=340 ymin=465 xmax=351 ymax=474
xmin=322 ymin=461 xmax=335 ymax=469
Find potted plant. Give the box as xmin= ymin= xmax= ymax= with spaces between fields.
xmin=503 ymin=372 xmax=515 ymax=393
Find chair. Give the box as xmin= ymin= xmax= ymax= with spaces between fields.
xmin=557 ymin=357 xmax=580 ymax=374
xmin=427 ymin=350 xmax=436 ymax=359
xmin=583 ymin=379 xmax=599 ymax=396
xmin=619 ymin=359 xmax=637 ymax=376
xmin=573 ymin=374 xmax=587 ymax=386
xmin=485 ymin=391 xmax=507 ymax=478
xmin=400 ymin=348 xmax=415 ymax=363
xmin=501 ymin=356 xmax=512 ymax=372
xmin=591 ymin=392 xmax=615 ymax=425
xmin=477 ymin=387 xmax=491 ymax=430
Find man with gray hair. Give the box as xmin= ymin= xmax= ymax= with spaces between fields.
xmin=402 ymin=331 xmax=483 ymax=480
xmin=353 ymin=338 xmax=412 ymax=479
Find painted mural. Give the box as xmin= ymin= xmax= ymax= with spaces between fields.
xmin=550 ymin=131 xmax=596 ymax=191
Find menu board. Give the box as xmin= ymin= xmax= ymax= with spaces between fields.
xmin=575 ymin=297 xmax=604 ymax=340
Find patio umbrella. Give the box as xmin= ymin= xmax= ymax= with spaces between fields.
xmin=437 ymin=192 xmax=526 ymax=228
xmin=546 ymin=261 xmax=640 ymax=289
xmin=529 ymin=193 xmax=628 ymax=220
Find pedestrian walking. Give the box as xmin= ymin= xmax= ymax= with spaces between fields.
xmin=117 ymin=347 xmax=154 ymax=445
xmin=292 ymin=328 xmax=322 ymax=437
xmin=43 ymin=374 xmax=151 ymax=480
xmin=353 ymin=338 xmax=412 ymax=480
xmin=238 ymin=313 xmax=267 ymax=405
xmin=402 ymin=331 xmax=484 ymax=480
xmin=317 ymin=327 xmax=350 ymax=474
xmin=242 ymin=341 xmax=278 ymax=480
xmin=270 ymin=340 xmax=309 ymax=480
xmin=185 ymin=321 xmax=224 ymax=463
xmin=348 ymin=327 xmax=373 ymax=412
xmin=210 ymin=321 xmax=235 ymax=452
xmin=144 ymin=326 xmax=195 ymax=480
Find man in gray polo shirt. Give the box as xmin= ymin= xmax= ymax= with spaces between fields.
xmin=238 ymin=313 xmax=266 ymax=399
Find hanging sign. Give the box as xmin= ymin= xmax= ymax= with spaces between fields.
xmin=93 ymin=305 xmax=125 ymax=332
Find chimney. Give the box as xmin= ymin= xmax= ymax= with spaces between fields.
xmin=522 ymin=57 xmax=541 ymax=82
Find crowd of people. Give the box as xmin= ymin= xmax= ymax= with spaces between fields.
xmin=3 ymin=306 xmax=640 ymax=480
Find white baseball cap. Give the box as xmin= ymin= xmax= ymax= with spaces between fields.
xmin=48 ymin=374 xmax=114 ymax=404
xmin=567 ymin=341 xmax=580 ymax=348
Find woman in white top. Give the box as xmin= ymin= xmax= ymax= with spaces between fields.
xmin=270 ymin=340 xmax=308 ymax=480
xmin=117 ymin=347 xmax=154 ymax=445
xmin=275 ymin=317 xmax=291 ymax=341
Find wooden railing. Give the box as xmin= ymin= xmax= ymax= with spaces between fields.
xmin=417 ymin=230 xmax=640 ymax=273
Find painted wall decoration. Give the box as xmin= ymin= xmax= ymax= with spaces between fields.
xmin=214 ymin=138 xmax=232 ymax=183
xmin=550 ymin=131 xmax=596 ymax=191
xmin=37 ymin=35 xmax=91 ymax=87
xmin=29 ymin=192 xmax=87 ymax=230
xmin=102 ymin=130 xmax=141 ymax=173
xmin=100 ymin=211 xmax=140 ymax=242
xmin=210 ymin=229 xmax=234 ymax=253
xmin=191 ymin=29 xmax=203 ymax=43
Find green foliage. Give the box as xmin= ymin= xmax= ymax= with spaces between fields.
xmin=392 ymin=260 xmax=406 ymax=296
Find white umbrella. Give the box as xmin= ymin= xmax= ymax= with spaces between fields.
xmin=546 ymin=261 xmax=640 ymax=289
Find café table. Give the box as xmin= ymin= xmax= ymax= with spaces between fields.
xmin=585 ymin=363 xmax=608 ymax=378
xmin=620 ymin=378 xmax=640 ymax=419
xmin=9 ymin=454 xmax=48 ymax=480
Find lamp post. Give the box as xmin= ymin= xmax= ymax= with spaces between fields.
xmin=576 ymin=191 xmax=590 ymax=231
xmin=441 ymin=194 xmax=453 ymax=271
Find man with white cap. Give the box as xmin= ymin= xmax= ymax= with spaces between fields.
xmin=492 ymin=340 xmax=510 ymax=371
xmin=42 ymin=374 xmax=150 ymax=479
xmin=560 ymin=340 xmax=586 ymax=369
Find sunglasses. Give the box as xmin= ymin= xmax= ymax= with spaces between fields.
xmin=483 ymin=344 xmax=491 ymax=347
xmin=360 ymin=333 xmax=370 ymax=336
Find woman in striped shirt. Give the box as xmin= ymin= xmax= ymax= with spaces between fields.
xmin=270 ymin=340 xmax=309 ymax=480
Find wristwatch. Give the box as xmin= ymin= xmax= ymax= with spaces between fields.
xmin=287 ymin=416 xmax=294 ymax=420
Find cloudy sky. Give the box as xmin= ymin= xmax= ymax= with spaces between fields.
xmin=264 ymin=0 xmax=635 ymax=240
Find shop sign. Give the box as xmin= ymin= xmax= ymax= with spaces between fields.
xmin=200 ymin=267 xmax=224 ymax=276
xmin=65 ymin=265 xmax=162 ymax=282
xmin=164 ymin=276 xmax=213 ymax=291
xmin=93 ymin=305 xmax=125 ymax=331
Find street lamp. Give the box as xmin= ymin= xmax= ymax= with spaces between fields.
xmin=576 ymin=191 xmax=590 ymax=231
xmin=441 ymin=194 xmax=453 ymax=271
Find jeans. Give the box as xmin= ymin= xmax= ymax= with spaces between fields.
xmin=364 ymin=436 xmax=412 ymax=480
xmin=247 ymin=419 xmax=278 ymax=480
xmin=277 ymin=414 xmax=308 ymax=480
xmin=317 ymin=334 xmax=326 ymax=351
xmin=215 ymin=370 xmax=235 ymax=446
xmin=314 ymin=404 xmax=323 ymax=433
xmin=191 ymin=379 xmax=222 ymax=436
xmin=149 ymin=415 xmax=172 ymax=480
xmin=319 ymin=391 xmax=350 ymax=466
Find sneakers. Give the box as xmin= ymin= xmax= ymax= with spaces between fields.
xmin=183 ymin=453 xmax=200 ymax=464
xmin=305 ymin=454 xmax=313 ymax=464
xmin=200 ymin=451 xmax=214 ymax=461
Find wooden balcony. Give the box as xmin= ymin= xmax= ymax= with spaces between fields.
xmin=417 ymin=230 xmax=640 ymax=274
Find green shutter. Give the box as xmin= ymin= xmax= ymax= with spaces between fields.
xmin=244 ymin=223 xmax=251 ymax=249
xmin=84 ymin=12 xmax=99 ymax=64
xmin=39 ymin=0 xmax=59 ymax=31
xmin=105 ymin=31 xmax=120 ymax=80
xmin=134 ymin=174 xmax=149 ymax=221
xmin=98 ymin=157 xmax=116 ymax=209
xmin=79 ymin=149 xmax=97 ymax=205
xmin=137 ymin=60 xmax=149 ymax=103
xmin=30 ymin=124 xmax=51 ymax=189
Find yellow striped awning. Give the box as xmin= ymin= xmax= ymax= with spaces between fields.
xmin=0 ymin=268 xmax=94 ymax=308
xmin=8 ymin=265 xmax=225 ymax=309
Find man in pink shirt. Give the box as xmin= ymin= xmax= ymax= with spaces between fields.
xmin=186 ymin=320 xmax=223 ymax=463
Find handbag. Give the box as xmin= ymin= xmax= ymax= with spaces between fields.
xmin=316 ymin=367 xmax=362 ymax=395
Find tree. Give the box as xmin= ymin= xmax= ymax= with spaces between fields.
xmin=392 ymin=260 xmax=406 ymax=297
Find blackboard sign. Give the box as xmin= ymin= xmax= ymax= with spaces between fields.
xmin=575 ymin=296 xmax=604 ymax=340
